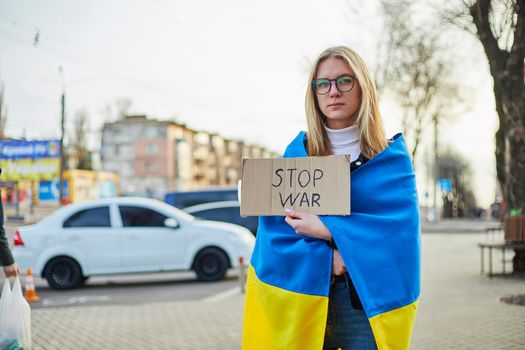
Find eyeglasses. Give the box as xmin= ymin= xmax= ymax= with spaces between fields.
xmin=312 ymin=74 xmax=357 ymax=95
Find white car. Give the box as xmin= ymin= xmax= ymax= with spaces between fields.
xmin=13 ymin=197 xmax=255 ymax=289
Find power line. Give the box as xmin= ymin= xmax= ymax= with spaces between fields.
xmin=0 ymin=2 xmax=287 ymax=131
xmin=0 ymin=27 xmax=33 ymax=45
xmin=0 ymin=23 xmax=224 ymax=108
xmin=5 ymin=119 xmax=94 ymax=129
xmin=0 ymin=7 xmax=197 ymax=101
xmin=0 ymin=7 xmax=72 ymax=45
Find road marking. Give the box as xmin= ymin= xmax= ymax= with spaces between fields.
xmin=42 ymin=295 xmax=111 ymax=307
xmin=202 ymin=287 xmax=241 ymax=303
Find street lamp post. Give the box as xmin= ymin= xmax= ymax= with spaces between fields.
xmin=58 ymin=66 xmax=66 ymax=205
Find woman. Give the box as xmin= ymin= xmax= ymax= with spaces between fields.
xmin=242 ymin=46 xmax=420 ymax=350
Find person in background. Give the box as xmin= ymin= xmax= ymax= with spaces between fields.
xmin=0 ymin=168 xmax=19 ymax=277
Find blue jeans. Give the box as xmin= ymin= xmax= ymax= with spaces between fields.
xmin=323 ymin=275 xmax=377 ymax=350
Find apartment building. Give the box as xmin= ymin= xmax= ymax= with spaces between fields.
xmin=101 ymin=115 xmax=277 ymax=197
xmin=101 ymin=115 xmax=181 ymax=197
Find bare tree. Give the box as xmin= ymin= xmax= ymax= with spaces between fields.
xmin=376 ymin=0 xmax=466 ymax=167
xmin=100 ymin=97 xmax=134 ymax=122
xmin=0 ymin=79 xmax=7 ymax=139
xmin=99 ymin=103 xmax=114 ymax=123
xmin=70 ymin=109 xmax=91 ymax=170
xmin=442 ymin=0 xmax=524 ymax=215
xmin=115 ymin=97 xmax=133 ymax=120
xmin=375 ymin=0 xmax=413 ymax=93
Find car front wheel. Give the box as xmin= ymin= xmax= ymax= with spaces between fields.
xmin=193 ymin=247 xmax=229 ymax=281
xmin=44 ymin=257 xmax=83 ymax=290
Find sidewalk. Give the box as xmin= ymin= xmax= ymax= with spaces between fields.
xmin=32 ymin=295 xmax=244 ymax=349
xmin=421 ymin=218 xmax=502 ymax=233
xmin=28 ymin=232 xmax=525 ymax=349
xmin=4 ymin=203 xmax=59 ymax=225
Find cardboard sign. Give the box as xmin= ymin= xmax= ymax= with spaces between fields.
xmin=240 ymin=155 xmax=350 ymax=216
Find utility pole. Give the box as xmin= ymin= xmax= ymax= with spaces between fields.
xmin=40 ymin=67 xmax=92 ymax=205
xmin=58 ymin=66 xmax=66 ymax=205
xmin=433 ymin=114 xmax=439 ymax=222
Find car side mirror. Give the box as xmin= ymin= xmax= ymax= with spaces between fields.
xmin=164 ymin=218 xmax=179 ymax=229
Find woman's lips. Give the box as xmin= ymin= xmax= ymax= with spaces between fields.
xmin=328 ymin=103 xmax=345 ymax=108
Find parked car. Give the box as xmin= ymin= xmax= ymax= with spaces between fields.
xmin=13 ymin=197 xmax=255 ymax=289
xmin=184 ymin=201 xmax=258 ymax=236
xmin=164 ymin=188 xmax=238 ymax=209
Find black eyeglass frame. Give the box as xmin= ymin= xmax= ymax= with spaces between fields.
xmin=312 ymin=74 xmax=358 ymax=95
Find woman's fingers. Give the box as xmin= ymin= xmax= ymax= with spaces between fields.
xmin=332 ymin=250 xmax=347 ymax=275
xmin=3 ymin=264 xmax=19 ymax=277
xmin=284 ymin=215 xmax=302 ymax=233
xmin=284 ymin=210 xmax=328 ymax=240
xmin=284 ymin=208 xmax=306 ymax=219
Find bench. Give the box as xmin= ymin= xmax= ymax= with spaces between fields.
xmin=478 ymin=241 xmax=525 ymax=277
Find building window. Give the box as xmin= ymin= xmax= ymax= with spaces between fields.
xmin=228 ymin=142 xmax=239 ymax=152
xmin=146 ymin=143 xmax=158 ymax=154
xmin=195 ymin=132 xmax=210 ymax=144
xmin=146 ymin=127 xmax=158 ymax=138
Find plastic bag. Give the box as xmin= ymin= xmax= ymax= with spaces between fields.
xmin=0 ymin=278 xmax=31 ymax=350
xmin=0 ymin=279 xmax=13 ymax=347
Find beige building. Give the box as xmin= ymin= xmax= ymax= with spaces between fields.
xmin=101 ymin=115 xmax=278 ymax=197
xmin=102 ymin=115 xmax=182 ymax=197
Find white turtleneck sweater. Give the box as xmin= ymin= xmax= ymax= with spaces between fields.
xmin=324 ymin=124 xmax=361 ymax=162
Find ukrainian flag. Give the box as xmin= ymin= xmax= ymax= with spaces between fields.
xmin=242 ymin=132 xmax=421 ymax=350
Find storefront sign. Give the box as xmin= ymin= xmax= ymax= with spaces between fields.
xmin=0 ymin=140 xmax=60 ymax=160
xmin=0 ymin=158 xmax=60 ymax=180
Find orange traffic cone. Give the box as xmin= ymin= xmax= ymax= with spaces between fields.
xmin=24 ymin=268 xmax=42 ymax=302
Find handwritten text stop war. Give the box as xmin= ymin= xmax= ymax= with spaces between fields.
xmin=272 ymin=168 xmax=324 ymax=207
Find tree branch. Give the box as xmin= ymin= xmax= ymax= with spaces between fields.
xmin=469 ymin=0 xmax=507 ymax=72
xmin=507 ymin=0 xmax=525 ymax=75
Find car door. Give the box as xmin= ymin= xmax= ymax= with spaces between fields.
xmin=116 ymin=204 xmax=186 ymax=271
xmin=61 ymin=205 xmax=120 ymax=274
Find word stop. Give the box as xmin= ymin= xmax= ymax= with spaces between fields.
xmin=272 ymin=168 xmax=325 ymax=207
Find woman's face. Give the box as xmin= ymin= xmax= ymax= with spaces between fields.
xmin=314 ymin=57 xmax=361 ymax=129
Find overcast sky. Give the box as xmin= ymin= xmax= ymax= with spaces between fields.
xmin=0 ymin=0 xmax=498 ymax=207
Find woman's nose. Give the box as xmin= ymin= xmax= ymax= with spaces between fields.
xmin=328 ymin=81 xmax=341 ymax=97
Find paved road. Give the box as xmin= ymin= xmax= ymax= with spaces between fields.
xmin=26 ymin=272 xmax=241 ymax=309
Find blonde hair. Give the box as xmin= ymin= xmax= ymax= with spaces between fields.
xmin=305 ymin=46 xmax=388 ymax=158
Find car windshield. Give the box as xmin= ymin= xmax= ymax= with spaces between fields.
xmin=155 ymin=200 xmax=197 ymax=222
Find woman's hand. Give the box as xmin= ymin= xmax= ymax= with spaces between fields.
xmin=284 ymin=209 xmax=332 ymax=241
xmin=332 ymin=249 xmax=347 ymax=276
xmin=3 ymin=263 xmax=19 ymax=278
